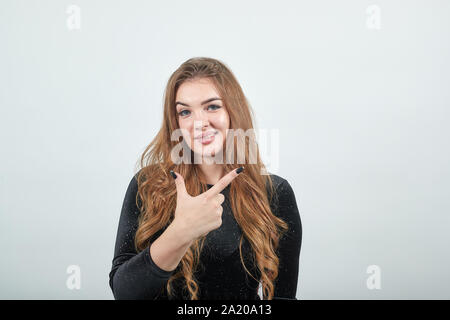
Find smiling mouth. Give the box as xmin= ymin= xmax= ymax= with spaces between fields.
xmin=195 ymin=131 xmax=218 ymax=144
xmin=195 ymin=131 xmax=218 ymax=140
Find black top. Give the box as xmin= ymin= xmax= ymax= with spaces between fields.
xmin=109 ymin=172 xmax=302 ymax=300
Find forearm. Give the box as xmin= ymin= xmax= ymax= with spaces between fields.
xmin=111 ymin=222 xmax=192 ymax=300
xmin=110 ymin=173 xmax=196 ymax=300
xmin=111 ymin=246 xmax=173 ymax=300
xmin=150 ymin=220 xmax=194 ymax=272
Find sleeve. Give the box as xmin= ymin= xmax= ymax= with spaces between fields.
xmin=272 ymin=179 xmax=302 ymax=300
xmin=108 ymin=174 xmax=175 ymax=300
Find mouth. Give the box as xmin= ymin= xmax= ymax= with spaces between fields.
xmin=195 ymin=131 xmax=218 ymax=144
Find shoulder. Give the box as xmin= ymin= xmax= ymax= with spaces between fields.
xmin=129 ymin=164 xmax=158 ymax=186
xmin=266 ymin=172 xmax=290 ymax=193
xmin=126 ymin=165 xmax=163 ymax=210
xmin=133 ymin=164 xmax=163 ymax=181
xmin=123 ymin=167 xmax=149 ymax=215
xmin=265 ymin=173 xmax=300 ymax=217
xmin=124 ymin=169 xmax=141 ymax=196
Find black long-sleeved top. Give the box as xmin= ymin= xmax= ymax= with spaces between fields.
xmin=109 ymin=172 xmax=302 ymax=300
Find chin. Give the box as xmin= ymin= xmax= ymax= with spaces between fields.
xmin=193 ymin=143 xmax=223 ymax=159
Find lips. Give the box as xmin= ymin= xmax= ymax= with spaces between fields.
xmin=195 ymin=131 xmax=217 ymax=140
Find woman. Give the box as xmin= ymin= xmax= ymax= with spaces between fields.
xmin=109 ymin=57 xmax=302 ymax=300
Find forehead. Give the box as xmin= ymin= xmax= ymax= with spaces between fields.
xmin=175 ymin=78 xmax=221 ymax=104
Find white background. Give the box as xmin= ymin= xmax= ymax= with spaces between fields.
xmin=0 ymin=0 xmax=449 ymax=299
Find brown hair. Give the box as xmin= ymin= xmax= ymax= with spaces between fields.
xmin=133 ymin=57 xmax=288 ymax=299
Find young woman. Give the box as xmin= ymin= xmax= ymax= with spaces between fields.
xmin=109 ymin=57 xmax=302 ymax=300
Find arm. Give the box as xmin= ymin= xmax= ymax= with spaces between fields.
xmin=108 ymin=174 xmax=191 ymax=300
xmin=150 ymin=220 xmax=193 ymax=272
xmin=272 ymin=179 xmax=303 ymax=300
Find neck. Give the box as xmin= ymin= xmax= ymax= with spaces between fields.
xmin=198 ymin=162 xmax=224 ymax=185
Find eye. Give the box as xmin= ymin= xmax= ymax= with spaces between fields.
xmin=178 ymin=109 xmax=190 ymax=116
xmin=178 ymin=105 xmax=221 ymax=117
xmin=208 ymin=104 xmax=221 ymax=111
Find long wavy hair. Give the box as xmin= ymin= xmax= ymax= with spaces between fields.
xmin=133 ymin=57 xmax=289 ymax=300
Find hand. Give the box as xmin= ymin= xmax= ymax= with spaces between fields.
xmin=170 ymin=167 xmax=244 ymax=241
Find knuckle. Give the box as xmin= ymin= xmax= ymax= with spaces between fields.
xmin=201 ymin=194 xmax=209 ymax=204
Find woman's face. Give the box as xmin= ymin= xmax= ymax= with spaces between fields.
xmin=175 ymin=78 xmax=230 ymax=159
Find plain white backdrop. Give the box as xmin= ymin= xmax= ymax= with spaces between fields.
xmin=0 ymin=0 xmax=449 ymax=299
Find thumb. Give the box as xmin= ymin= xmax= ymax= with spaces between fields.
xmin=170 ymin=170 xmax=188 ymax=198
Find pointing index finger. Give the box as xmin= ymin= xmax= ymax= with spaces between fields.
xmin=204 ymin=167 xmax=244 ymax=198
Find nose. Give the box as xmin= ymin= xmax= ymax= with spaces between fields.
xmin=192 ymin=110 xmax=210 ymax=130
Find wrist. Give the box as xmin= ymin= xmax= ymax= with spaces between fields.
xmin=169 ymin=219 xmax=194 ymax=246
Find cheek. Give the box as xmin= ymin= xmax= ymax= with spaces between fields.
xmin=214 ymin=113 xmax=230 ymax=146
xmin=178 ymin=120 xmax=194 ymax=141
xmin=213 ymin=111 xmax=230 ymax=130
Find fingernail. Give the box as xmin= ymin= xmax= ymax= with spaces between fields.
xmin=170 ymin=170 xmax=177 ymax=179
xmin=236 ymin=166 xmax=244 ymax=174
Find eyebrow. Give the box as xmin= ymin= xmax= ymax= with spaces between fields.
xmin=175 ymin=97 xmax=222 ymax=108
